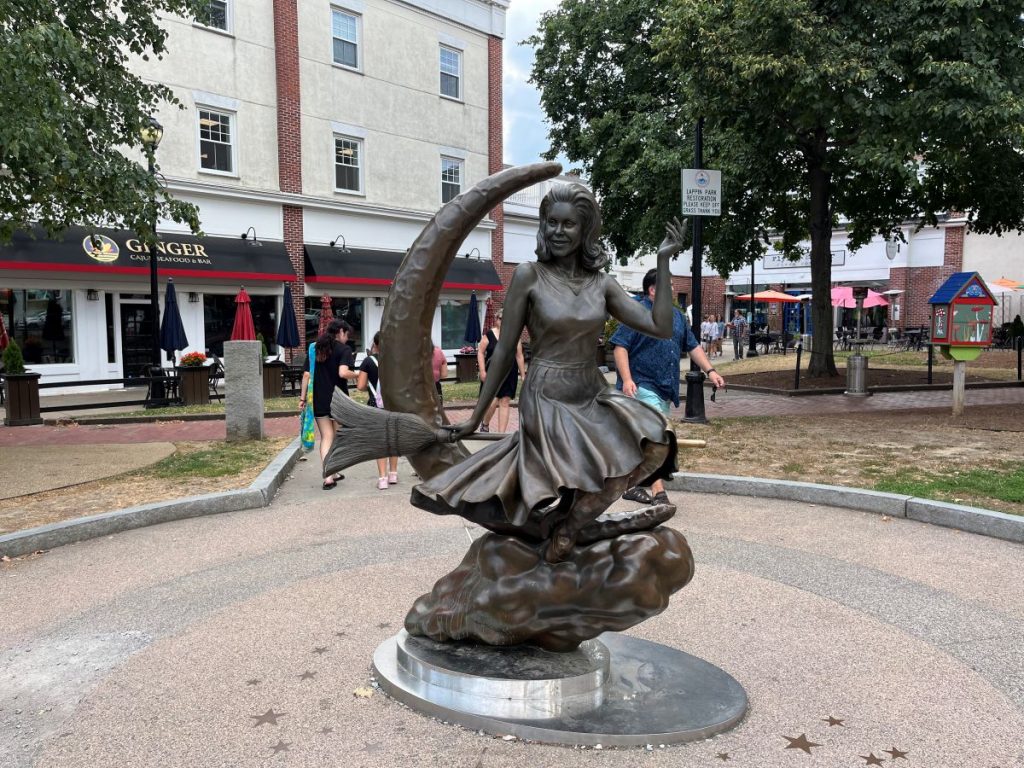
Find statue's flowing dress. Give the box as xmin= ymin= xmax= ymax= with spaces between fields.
xmin=411 ymin=263 xmax=677 ymax=535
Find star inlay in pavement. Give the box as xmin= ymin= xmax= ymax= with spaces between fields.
xmin=313 ymin=647 xmax=328 ymax=655
xmin=782 ymin=734 xmax=822 ymax=754
xmin=251 ymin=709 xmax=287 ymax=727
xmin=246 ymin=679 xmax=261 ymax=686
xmin=298 ymin=671 xmax=317 ymax=680
xmin=822 ymin=716 xmax=845 ymax=726
xmin=716 ymin=752 xmax=731 ymax=761
xmin=859 ymin=753 xmax=885 ymax=766
xmin=885 ymin=747 xmax=909 ymax=760
xmin=270 ymin=740 xmax=291 ymax=754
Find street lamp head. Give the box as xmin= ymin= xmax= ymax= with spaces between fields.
xmin=464 ymin=247 xmax=482 ymax=261
xmin=241 ymin=226 xmax=262 ymax=246
xmin=140 ymin=116 xmax=164 ymax=150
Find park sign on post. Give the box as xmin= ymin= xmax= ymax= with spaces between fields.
xmin=681 ymin=168 xmax=721 ymax=217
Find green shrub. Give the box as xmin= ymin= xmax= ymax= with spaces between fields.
xmin=2 ymin=338 xmax=25 ymax=374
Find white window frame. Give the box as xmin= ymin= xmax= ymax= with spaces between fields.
xmin=331 ymin=7 xmax=362 ymax=72
xmin=196 ymin=0 xmax=232 ymax=35
xmin=196 ymin=107 xmax=237 ymax=177
xmin=334 ymin=134 xmax=364 ymax=195
xmin=439 ymin=45 xmax=462 ymax=101
xmin=440 ymin=155 xmax=463 ymax=203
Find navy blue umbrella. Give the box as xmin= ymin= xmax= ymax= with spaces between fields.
xmin=463 ymin=291 xmax=482 ymax=348
xmin=276 ymin=283 xmax=300 ymax=349
xmin=159 ymin=278 xmax=189 ymax=362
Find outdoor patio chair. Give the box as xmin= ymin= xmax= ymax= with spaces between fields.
xmin=208 ymin=355 xmax=225 ymax=401
xmin=145 ymin=366 xmax=180 ymax=406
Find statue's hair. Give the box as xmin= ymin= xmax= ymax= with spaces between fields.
xmin=535 ymin=183 xmax=609 ymax=272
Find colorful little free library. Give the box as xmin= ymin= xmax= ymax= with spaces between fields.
xmin=927 ymin=271 xmax=996 ymax=361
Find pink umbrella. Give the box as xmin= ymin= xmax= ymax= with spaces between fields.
xmin=830 ymin=286 xmax=889 ymax=308
xmin=230 ymin=287 xmax=257 ymax=341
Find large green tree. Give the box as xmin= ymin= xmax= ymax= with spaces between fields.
xmin=0 ymin=0 xmax=208 ymax=245
xmin=532 ymin=0 xmax=1024 ymax=375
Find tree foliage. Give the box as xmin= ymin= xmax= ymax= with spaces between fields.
xmin=531 ymin=0 xmax=1024 ymax=375
xmin=0 ymin=0 xmax=209 ymax=244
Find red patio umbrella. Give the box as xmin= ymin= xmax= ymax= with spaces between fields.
xmin=830 ymin=286 xmax=889 ymax=308
xmin=318 ymin=294 xmax=334 ymax=337
xmin=230 ymin=287 xmax=257 ymax=341
xmin=734 ymin=289 xmax=801 ymax=303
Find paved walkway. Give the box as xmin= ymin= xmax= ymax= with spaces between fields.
xmin=2 ymin=455 xmax=1022 ymax=767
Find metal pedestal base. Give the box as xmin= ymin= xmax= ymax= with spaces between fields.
xmin=372 ymin=630 xmax=747 ymax=747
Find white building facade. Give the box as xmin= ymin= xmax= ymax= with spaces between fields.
xmin=0 ymin=0 xmax=508 ymax=386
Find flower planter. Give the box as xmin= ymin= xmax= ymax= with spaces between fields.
xmin=3 ymin=372 xmax=43 ymax=426
xmin=454 ymin=352 xmax=479 ymax=383
xmin=178 ymin=365 xmax=210 ymax=406
xmin=263 ymin=360 xmax=286 ymax=399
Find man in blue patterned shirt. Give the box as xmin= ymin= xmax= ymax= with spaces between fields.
xmin=610 ymin=268 xmax=726 ymax=504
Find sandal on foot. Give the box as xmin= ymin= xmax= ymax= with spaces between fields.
xmin=652 ymin=490 xmax=670 ymax=505
xmin=322 ymin=479 xmax=337 ymax=490
xmin=387 ymin=471 xmax=398 ymax=485
xmin=621 ymin=486 xmax=653 ymax=504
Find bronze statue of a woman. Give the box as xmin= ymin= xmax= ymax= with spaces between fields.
xmin=411 ymin=182 xmax=686 ymax=563
xmin=327 ymin=167 xmax=695 ymax=649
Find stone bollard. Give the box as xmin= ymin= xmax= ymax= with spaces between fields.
xmin=224 ymin=340 xmax=264 ymax=441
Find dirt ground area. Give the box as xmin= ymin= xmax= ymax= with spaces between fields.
xmin=677 ymin=404 xmax=1024 ymax=516
xmin=0 ymin=438 xmax=292 ymax=536
xmin=728 ymin=366 xmax=1001 ymax=390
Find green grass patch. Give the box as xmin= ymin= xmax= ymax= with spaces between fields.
xmin=441 ymin=380 xmax=483 ymax=403
xmin=874 ymin=464 xmax=1024 ymax=506
xmin=148 ymin=440 xmax=282 ymax=481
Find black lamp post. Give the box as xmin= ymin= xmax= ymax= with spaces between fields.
xmin=140 ymin=116 xmax=164 ymax=397
xmin=747 ymin=257 xmax=759 ymax=358
xmin=683 ymin=117 xmax=708 ymax=423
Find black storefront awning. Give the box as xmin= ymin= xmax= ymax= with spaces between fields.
xmin=304 ymin=245 xmax=502 ymax=291
xmin=0 ymin=226 xmax=295 ymax=282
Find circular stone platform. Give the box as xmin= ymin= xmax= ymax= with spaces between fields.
xmin=372 ymin=630 xmax=748 ymax=747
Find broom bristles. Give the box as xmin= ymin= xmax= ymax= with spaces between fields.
xmin=323 ymin=392 xmax=449 ymax=477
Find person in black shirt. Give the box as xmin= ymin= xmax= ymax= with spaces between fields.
xmin=357 ymin=331 xmax=399 ymax=490
xmin=300 ymin=319 xmax=357 ymax=489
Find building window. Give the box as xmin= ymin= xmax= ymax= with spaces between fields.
xmin=334 ymin=136 xmax=362 ymax=193
xmin=332 ymin=8 xmax=360 ymax=69
xmin=441 ymin=156 xmax=462 ymax=203
xmin=203 ymin=293 xmax=278 ymax=357
xmin=304 ymin=297 xmax=364 ymax=354
xmin=198 ymin=108 xmax=234 ymax=174
xmin=440 ymin=301 xmax=469 ymax=350
xmin=204 ymin=0 xmax=229 ymax=31
xmin=0 ymin=288 xmax=74 ymax=364
xmin=440 ymin=45 xmax=461 ymax=99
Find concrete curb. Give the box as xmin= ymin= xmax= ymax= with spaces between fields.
xmin=0 ymin=438 xmax=304 ymax=559
xmin=666 ymin=473 xmax=1024 ymax=545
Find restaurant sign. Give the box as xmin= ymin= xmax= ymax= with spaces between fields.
xmin=764 ymin=249 xmax=846 ymax=269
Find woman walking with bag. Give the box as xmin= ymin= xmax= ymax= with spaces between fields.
xmin=358 ymin=332 xmax=400 ymax=490
xmin=299 ymin=319 xmax=357 ymax=489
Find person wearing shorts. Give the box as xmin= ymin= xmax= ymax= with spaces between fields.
xmin=610 ymin=269 xmax=725 ymax=504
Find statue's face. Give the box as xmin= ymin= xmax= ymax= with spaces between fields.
xmin=543 ymin=201 xmax=583 ymax=259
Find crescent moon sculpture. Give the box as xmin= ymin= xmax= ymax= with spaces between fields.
xmin=378 ymin=161 xmax=563 ymax=482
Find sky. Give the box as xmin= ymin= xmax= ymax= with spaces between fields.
xmin=502 ymin=0 xmax=565 ymax=167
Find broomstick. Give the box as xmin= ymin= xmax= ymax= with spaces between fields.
xmin=323 ymin=391 xmax=502 ymax=478
xmin=323 ymin=391 xmax=707 ymax=480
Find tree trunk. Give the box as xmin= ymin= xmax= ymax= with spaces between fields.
xmin=806 ymin=150 xmax=839 ymax=378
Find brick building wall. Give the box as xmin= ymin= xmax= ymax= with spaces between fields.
xmin=888 ymin=223 xmax=965 ymax=330
xmin=669 ymin=274 xmax=727 ymax=324
xmin=486 ymin=35 xmax=506 ymax=330
xmin=273 ymin=0 xmax=304 ymax=353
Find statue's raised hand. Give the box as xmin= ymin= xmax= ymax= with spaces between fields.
xmin=658 ymin=217 xmax=687 ymax=260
